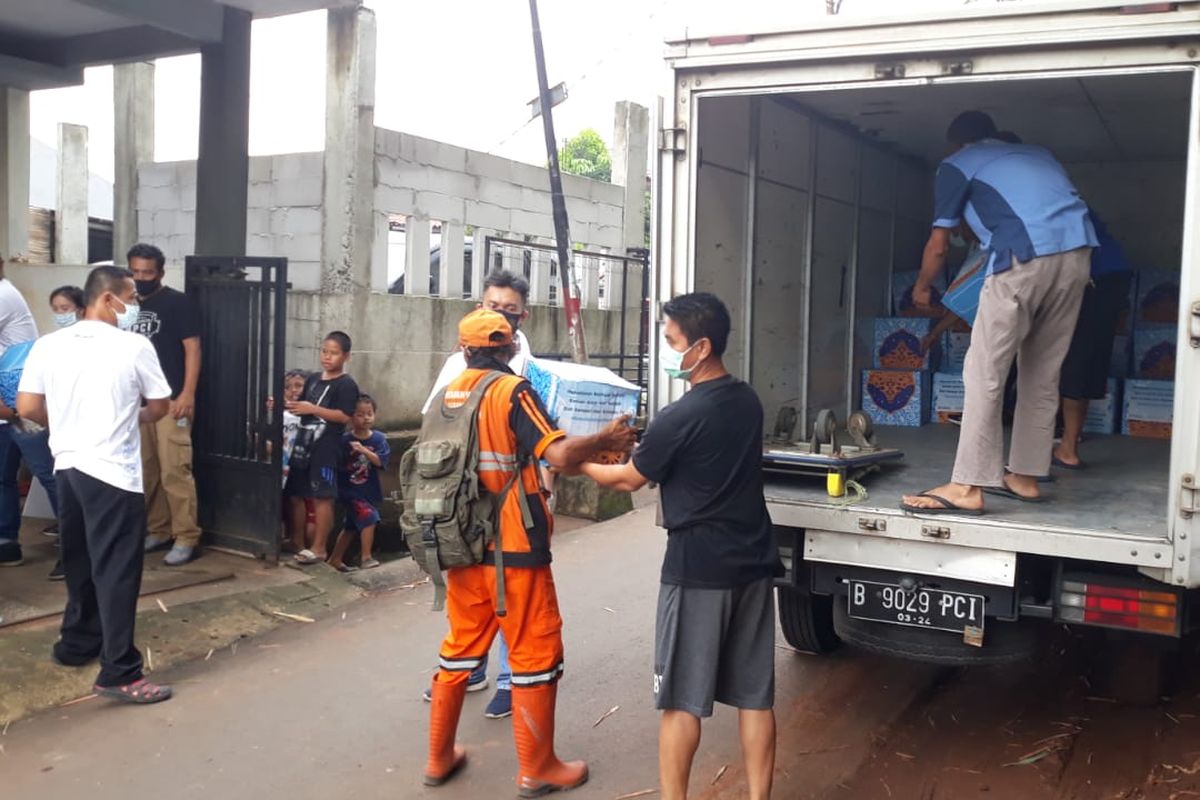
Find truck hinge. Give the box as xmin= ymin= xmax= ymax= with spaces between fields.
xmin=659 ymin=126 xmax=686 ymax=155
xmin=1182 ymin=474 xmax=1197 ymax=519
xmin=874 ymin=63 xmax=906 ymax=80
xmin=943 ymin=60 xmax=974 ymax=76
xmin=1188 ymin=301 xmax=1200 ymax=347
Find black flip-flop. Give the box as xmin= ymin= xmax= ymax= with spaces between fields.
xmin=982 ymin=484 xmax=1044 ymax=503
xmin=900 ymin=492 xmax=984 ymax=516
xmin=1052 ymin=456 xmax=1085 ymax=471
xmin=1007 ymin=467 xmax=1054 ymax=484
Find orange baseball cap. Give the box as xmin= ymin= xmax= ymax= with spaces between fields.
xmin=458 ymin=309 xmax=513 ymax=348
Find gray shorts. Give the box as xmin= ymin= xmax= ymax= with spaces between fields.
xmin=653 ymin=577 xmax=775 ymax=718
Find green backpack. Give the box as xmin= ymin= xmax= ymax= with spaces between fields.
xmin=399 ymin=371 xmax=531 ymax=616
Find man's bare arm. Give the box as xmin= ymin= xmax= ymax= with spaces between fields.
xmin=16 ymin=392 xmax=46 ymax=426
xmin=579 ymin=461 xmax=649 ymax=493
xmin=140 ymin=397 xmax=170 ymax=424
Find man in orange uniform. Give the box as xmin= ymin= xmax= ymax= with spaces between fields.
xmin=425 ymin=309 xmax=636 ymax=796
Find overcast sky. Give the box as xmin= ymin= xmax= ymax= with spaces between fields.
xmin=29 ymin=0 xmax=988 ymax=182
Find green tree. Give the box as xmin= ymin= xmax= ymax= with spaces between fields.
xmin=558 ymin=129 xmax=612 ymax=182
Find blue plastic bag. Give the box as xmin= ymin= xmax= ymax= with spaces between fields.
xmin=0 ymin=340 xmax=36 ymax=408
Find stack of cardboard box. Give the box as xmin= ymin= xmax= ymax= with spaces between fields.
xmin=1122 ymin=270 xmax=1179 ymax=439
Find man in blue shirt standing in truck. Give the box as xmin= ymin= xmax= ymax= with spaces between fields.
xmin=902 ymin=110 xmax=1097 ymax=515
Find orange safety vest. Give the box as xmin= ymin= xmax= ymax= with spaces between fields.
xmin=443 ymin=368 xmax=563 ymax=567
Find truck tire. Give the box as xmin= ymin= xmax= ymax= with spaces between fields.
xmin=832 ymin=602 xmax=1036 ymax=666
xmin=777 ymin=586 xmax=840 ymax=654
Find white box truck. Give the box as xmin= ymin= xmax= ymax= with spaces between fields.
xmin=652 ymin=1 xmax=1200 ymax=670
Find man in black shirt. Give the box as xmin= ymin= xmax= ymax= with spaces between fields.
xmin=580 ymin=292 xmax=780 ymax=800
xmin=129 ymin=243 xmax=203 ymax=567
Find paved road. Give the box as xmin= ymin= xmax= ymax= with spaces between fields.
xmin=0 ymin=505 xmax=940 ymax=800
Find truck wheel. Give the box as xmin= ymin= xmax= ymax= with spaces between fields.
xmin=832 ymin=602 xmax=1036 ymax=666
xmin=777 ymin=586 xmax=840 ymax=654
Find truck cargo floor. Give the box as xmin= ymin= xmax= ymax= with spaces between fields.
xmin=764 ymin=425 xmax=1169 ymax=540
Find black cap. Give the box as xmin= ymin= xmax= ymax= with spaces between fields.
xmin=946 ymin=111 xmax=998 ymax=145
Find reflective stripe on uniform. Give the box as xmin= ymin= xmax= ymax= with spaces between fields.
xmin=510 ymin=663 xmax=564 ymax=687
xmin=439 ymin=655 xmax=484 ymax=672
xmin=479 ymin=450 xmax=518 ymax=473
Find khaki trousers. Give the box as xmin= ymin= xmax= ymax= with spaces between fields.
xmin=952 ymin=247 xmax=1092 ymax=487
xmin=141 ymin=413 xmax=201 ymax=547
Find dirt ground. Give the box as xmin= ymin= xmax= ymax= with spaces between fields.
xmin=827 ymin=628 xmax=1200 ymax=800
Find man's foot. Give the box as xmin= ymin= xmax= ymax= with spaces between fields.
xmin=0 ymin=542 xmax=23 ymax=567
xmin=423 ymin=670 xmax=489 ymax=702
xmin=484 ymin=688 xmax=512 ymax=719
xmin=93 ymin=678 xmax=173 ymax=704
xmin=360 ymin=557 xmax=380 ymax=570
xmin=144 ymin=534 xmax=172 ymax=553
xmin=163 ymin=544 xmax=196 ymax=566
xmin=330 ymin=561 xmax=358 ymax=573
xmin=1051 ymin=445 xmax=1085 ymax=470
xmin=900 ymin=483 xmax=984 ymax=515
xmin=48 ymin=559 xmax=65 ymax=581
xmin=984 ymin=473 xmax=1042 ymax=502
xmin=51 ymin=644 xmax=98 ymax=667
xmin=292 ymin=549 xmax=324 ymax=566
xmin=42 ymin=523 xmax=59 ymax=538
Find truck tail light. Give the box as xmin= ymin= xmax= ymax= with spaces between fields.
xmin=1059 ymin=580 xmax=1180 ymax=635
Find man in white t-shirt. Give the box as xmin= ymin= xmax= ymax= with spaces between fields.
xmin=17 ymin=266 xmax=175 ymax=705
xmin=0 ymin=258 xmax=43 ymax=566
xmin=419 ymin=270 xmax=534 ymax=720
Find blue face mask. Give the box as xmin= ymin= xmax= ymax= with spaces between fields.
xmin=112 ymin=298 xmax=141 ymax=331
xmin=53 ymin=312 xmax=78 ymax=329
xmin=660 ymin=339 xmax=699 ymax=381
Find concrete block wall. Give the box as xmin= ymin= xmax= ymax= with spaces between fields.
xmin=137 ymin=152 xmax=324 ymax=289
xmin=374 ymin=128 xmax=630 ymax=307
xmin=284 ymin=290 xmax=641 ymax=429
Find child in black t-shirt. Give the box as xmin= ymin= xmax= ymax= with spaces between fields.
xmin=284 ymin=332 xmax=359 ymax=565
xmin=328 ymin=394 xmax=390 ymax=572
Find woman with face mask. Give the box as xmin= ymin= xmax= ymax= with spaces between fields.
xmin=49 ymin=286 xmax=85 ymax=329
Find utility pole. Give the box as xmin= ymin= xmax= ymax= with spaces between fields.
xmin=527 ymin=0 xmax=589 ymax=364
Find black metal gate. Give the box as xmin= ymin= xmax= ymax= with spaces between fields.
xmin=185 ymin=256 xmax=287 ymax=560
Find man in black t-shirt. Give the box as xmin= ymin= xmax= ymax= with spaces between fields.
xmin=580 ymin=292 xmax=780 ymax=800
xmin=129 ymin=243 xmax=204 ymax=567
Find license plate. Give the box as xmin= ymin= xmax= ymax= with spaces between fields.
xmin=847 ymin=580 xmax=985 ymax=633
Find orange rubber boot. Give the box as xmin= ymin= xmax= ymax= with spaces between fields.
xmin=511 ymin=684 xmax=589 ymax=797
xmin=424 ymin=679 xmax=469 ymax=786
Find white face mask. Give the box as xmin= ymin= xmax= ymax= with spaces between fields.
xmin=53 ymin=312 xmax=78 ymax=329
xmin=660 ymin=339 xmax=698 ymax=381
xmin=112 ymin=297 xmax=141 ymax=331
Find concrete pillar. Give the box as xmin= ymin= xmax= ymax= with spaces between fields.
xmin=55 ymin=123 xmax=89 ymax=265
xmin=470 ymin=227 xmax=491 ymax=299
xmin=610 ymin=101 xmax=650 ymax=311
xmin=581 ymin=254 xmax=600 ymax=310
xmin=113 ymin=61 xmax=154 ymax=264
xmin=612 ymin=101 xmax=650 ymax=248
xmin=529 ymin=245 xmax=550 ymax=304
xmin=195 ymin=6 xmax=251 ymax=256
xmin=0 ymin=88 xmax=29 ymax=258
xmin=321 ymin=5 xmax=376 ymax=297
xmin=441 ymin=222 xmax=465 ymax=299
xmin=404 ymin=217 xmax=431 ymax=296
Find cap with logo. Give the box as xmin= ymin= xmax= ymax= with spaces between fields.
xmin=458 ymin=308 xmax=514 ymax=348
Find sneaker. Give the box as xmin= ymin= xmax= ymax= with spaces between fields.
xmin=163 ymin=544 xmax=196 ymax=566
xmin=422 ymin=670 xmax=489 ymax=702
xmin=48 ymin=559 xmax=65 ymax=581
xmin=42 ymin=523 xmax=59 ymax=538
xmin=484 ymin=688 xmax=512 ymax=719
xmin=144 ymin=534 xmax=172 ymax=553
xmin=0 ymin=542 xmax=22 ymax=567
